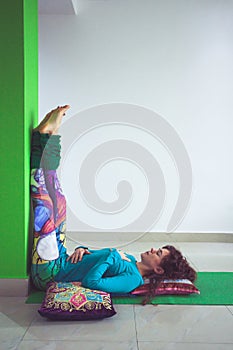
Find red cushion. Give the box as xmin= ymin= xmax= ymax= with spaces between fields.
xmin=131 ymin=279 xmax=200 ymax=295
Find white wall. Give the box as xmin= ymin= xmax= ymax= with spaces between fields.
xmin=39 ymin=0 xmax=233 ymax=234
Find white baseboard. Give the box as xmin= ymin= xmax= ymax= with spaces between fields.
xmin=66 ymin=231 xmax=233 ymax=243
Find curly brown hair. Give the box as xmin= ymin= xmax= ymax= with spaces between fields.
xmin=142 ymin=245 xmax=197 ymax=304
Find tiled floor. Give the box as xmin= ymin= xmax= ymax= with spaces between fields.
xmin=1 ymin=239 xmax=233 ymax=350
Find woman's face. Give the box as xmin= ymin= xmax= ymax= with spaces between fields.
xmin=140 ymin=247 xmax=170 ymax=273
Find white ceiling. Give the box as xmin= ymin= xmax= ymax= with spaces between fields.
xmin=38 ymin=0 xmax=78 ymax=15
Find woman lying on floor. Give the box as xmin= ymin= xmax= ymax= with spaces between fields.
xmin=30 ymin=105 xmax=196 ymax=298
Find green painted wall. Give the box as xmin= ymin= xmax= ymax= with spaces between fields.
xmin=0 ymin=1 xmax=38 ymax=278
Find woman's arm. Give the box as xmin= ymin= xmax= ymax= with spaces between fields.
xmin=66 ymin=246 xmax=131 ymax=264
xmin=66 ymin=247 xmax=91 ymax=263
xmin=81 ymin=249 xmax=142 ymax=294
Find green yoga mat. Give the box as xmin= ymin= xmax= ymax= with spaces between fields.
xmin=26 ymin=272 xmax=233 ymax=305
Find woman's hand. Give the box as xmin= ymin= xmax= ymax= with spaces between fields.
xmin=66 ymin=248 xmax=91 ymax=263
xmin=117 ymin=250 xmax=131 ymax=262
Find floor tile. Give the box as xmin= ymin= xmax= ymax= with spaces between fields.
xmin=18 ymin=340 xmax=138 ymax=350
xmin=24 ymin=305 xmax=136 ymax=342
xmin=0 ymin=312 xmax=27 ymax=350
xmin=174 ymin=243 xmax=233 ymax=271
xmin=138 ymin=342 xmax=233 ymax=350
xmin=187 ymin=255 xmax=233 ymax=271
xmin=0 ymin=297 xmax=38 ymax=327
xmin=175 ymin=242 xmax=233 ymax=255
xmin=0 ymin=297 xmax=38 ymax=350
xmin=135 ymin=305 xmax=233 ymax=343
xmin=226 ymin=306 xmax=233 ymax=315
xmin=122 ymin=241 xmax=176 ymax=252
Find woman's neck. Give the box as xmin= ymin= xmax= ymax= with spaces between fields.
xmin=136 ymin=261 xmax=151 ymax=277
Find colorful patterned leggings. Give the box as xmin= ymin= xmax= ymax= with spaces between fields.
xmin=30 ymin=132 xmax=67 ymax=290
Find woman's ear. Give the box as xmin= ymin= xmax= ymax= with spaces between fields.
xmin=153 ymin=266 xmax=164 ymax=275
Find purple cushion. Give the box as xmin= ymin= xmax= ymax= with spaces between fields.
xmin=38 ymin=282 xmax=117 ymax=320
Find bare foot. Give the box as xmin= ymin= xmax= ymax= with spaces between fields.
xmin=33 ymin=105 xmax=70 ymax=135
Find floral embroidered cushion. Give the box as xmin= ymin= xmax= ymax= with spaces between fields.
xmin=38 ymin=282 xmax=117 ymax=320
xmin=131 ymin=279 xmax=200 ymax=295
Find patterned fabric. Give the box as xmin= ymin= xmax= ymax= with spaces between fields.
xmin=131 ymin=278 xmax=200 ymax=295
xmin=30 ymin=133 xmax=67 ymax=290
xmin=38 ymin=282 xmax=116 ymax=320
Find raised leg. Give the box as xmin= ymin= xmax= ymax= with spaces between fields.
xmin=30 ymin=105 xmax=70 ymax=290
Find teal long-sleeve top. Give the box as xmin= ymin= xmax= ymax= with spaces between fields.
xmin=54 ymin=248 xmax=144 ymax=294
